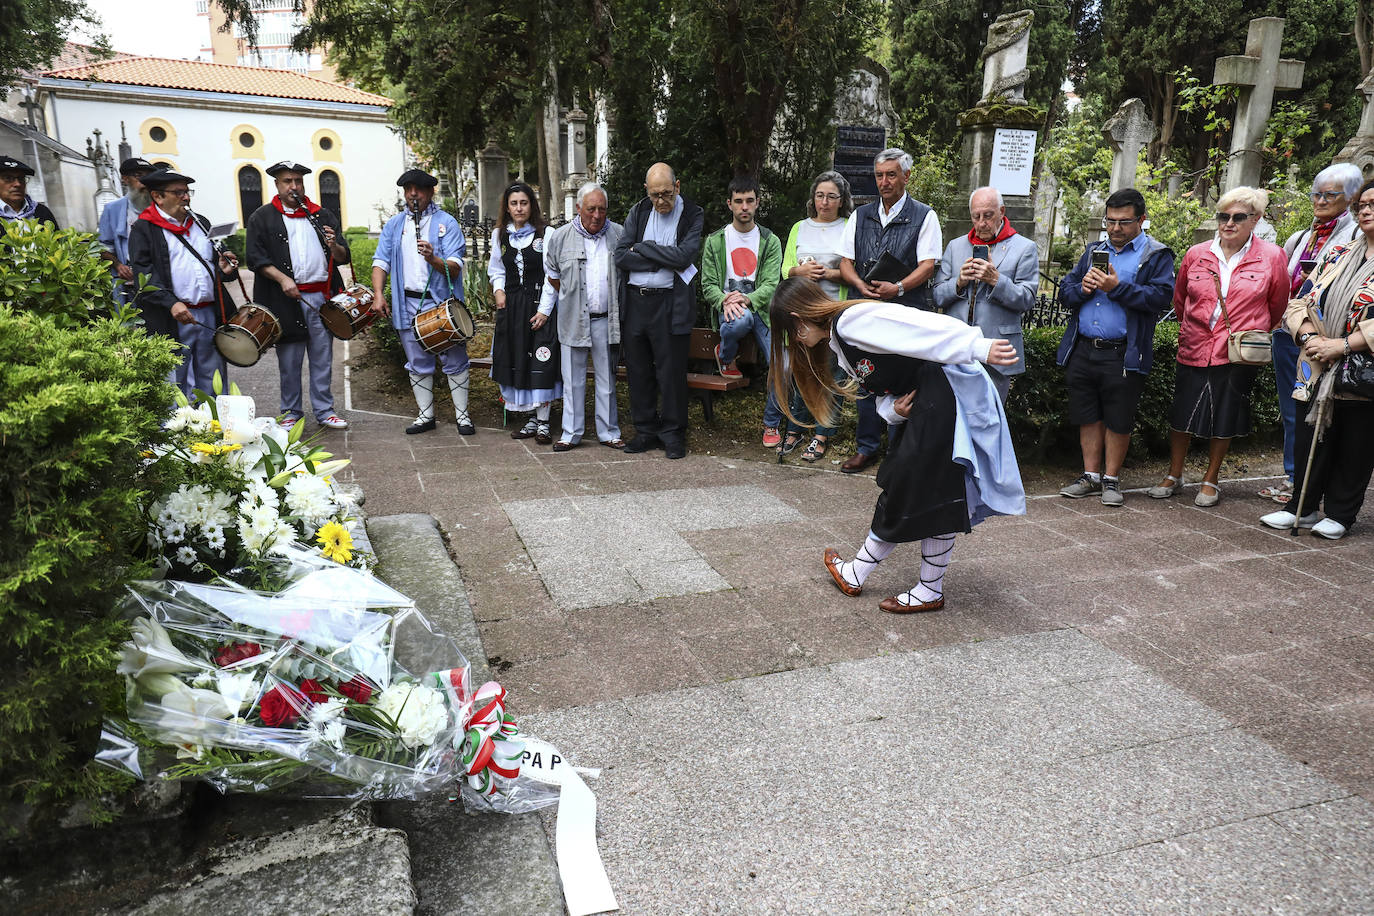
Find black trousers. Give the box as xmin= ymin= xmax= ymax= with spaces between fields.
xmin=623 ymin=291 xmax=689 ymax=445
xmin=1291 ymin=399 xmax=1374 ymax=526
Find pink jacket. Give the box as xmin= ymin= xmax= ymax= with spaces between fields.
xmin=1172 ymin=238 xmax=1290 ymax=367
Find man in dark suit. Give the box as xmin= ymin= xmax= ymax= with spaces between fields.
xmin=127 ymin=169 xmax=240 ymax=398
xmin=0 ymin=157 xmax=58 ymax=227
xmin=613 ymin=162 xmax=704 ymax=460
xmin=246 ymin=160 xmax=352 ymax=429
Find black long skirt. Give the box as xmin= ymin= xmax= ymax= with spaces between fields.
xmin=871 ymin=362 xmax=972 ymax=543
xmin=491 ymin=285 xmax=561 ymax=391
xmin=1169 ymin=363 xmax=1260 ymax=439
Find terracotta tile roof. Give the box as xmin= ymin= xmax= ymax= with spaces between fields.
xmin=43 ymin=56 xmax=392 ymax=107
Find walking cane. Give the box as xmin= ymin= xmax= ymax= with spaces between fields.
xmin=1289 ymin=396 xmax=1327 ymax=537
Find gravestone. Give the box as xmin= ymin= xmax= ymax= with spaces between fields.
xmin=477 ymin=139 xmax=509 ymax=223
xmin=833 ymin=125 xmax=886 ymax=201
xmin=561 ymin=106 xmax=589 ymax=221
xmin=829 ymin=56 xmax=899 ymax=203
xmin=948 ymin=11 xmax=1042 ymax=245
xmin=1102 ymin=99 xmax=1155 ymax=191
xmin=1334 ymin=71 xmax=1374 ymax=180
xmin=1213 ymin=17 xmax=1304 ymax=192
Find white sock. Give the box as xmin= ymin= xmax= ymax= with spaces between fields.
xmin=838 ymin=531 xmax=895 ymax=588
xmin=1083 ymin=471 xmax=1102 ymax=483
xmin=409 ymin=372 xmax=435 ymax=422
xmin=447 ymin=370 xmax=471 ymax=425
xmin=897 ymin=533 xmax=955 ymax=605
xmin=535 ymin=402 xmax=551 ymax=422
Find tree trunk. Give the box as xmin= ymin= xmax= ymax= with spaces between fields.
xmin=535 ymin=118 xmax=550 ymax=216
xmin=542 ymin=61 xmax=564 ymax=217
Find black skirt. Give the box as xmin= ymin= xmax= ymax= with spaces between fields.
xmin=1169 ymin=363 xmax=1260 ymax=439
xmin=870 ymin=362 xmax=971 ymax=542
xmin=491 ymin=285 xmax=561 ymax=390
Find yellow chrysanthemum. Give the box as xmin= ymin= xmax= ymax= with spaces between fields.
xmin=315 ymin=521 xmax=353 ymax=564
xmin=210 ymin=420 xmax=222 ymax=433
xmin=189 ymin=441 xmax=243 ymax=456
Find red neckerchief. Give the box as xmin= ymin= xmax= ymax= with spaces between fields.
xmin=967 ymin=218 xmax=1017 ymax=246
xmin=1290 ymin=217 xmax=1340 ymax=295
xmin=139 ymin=204 xmax=192 ymax=234
xmin=272 ymin=194 xmax=322 ymax=217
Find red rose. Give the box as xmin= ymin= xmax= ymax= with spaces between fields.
xmin=339 ymin=676 xmax=373 ymax=705
xmin=299 ymin=679 xmax=329 ymax=705
xmin=214 ymin=641 xmax=262 ymax=667
xmin=258 ymin=684 xmax=306 ymax=727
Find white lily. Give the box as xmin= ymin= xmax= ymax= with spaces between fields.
xmin=117 ymin=617 xmax=201 ymax=678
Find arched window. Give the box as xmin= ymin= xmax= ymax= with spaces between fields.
xmin=318 ymin=169 xmax=341 ymax=218
xmin=237 ymin=166 xmax=263 ymax=225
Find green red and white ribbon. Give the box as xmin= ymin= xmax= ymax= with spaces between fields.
xmin=431 ymin=668 xmax=525 ymax=796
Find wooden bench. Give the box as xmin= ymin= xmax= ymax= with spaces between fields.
xmin=469 ymin=327 xmax=759 ymax=423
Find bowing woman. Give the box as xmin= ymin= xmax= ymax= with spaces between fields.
xmin=488 ymin=182 xmax=562 ymax=443
xmin=770 ymin=277 xmax=1026 ymax=613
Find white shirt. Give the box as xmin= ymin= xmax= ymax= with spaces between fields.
xmin=838 ymin=196 xmax=943 ymax=264
xmin=281 ymin=206 xmax=327 ymax=283
xmin=540 ymin=229 xmax=610 ymax=317
xmin=1208 ymin=233 xmax=1254 ymax=328
xmin=794 ymin=217 xmax=847 ymax=298
xmin=487 ymin=226 xmax=535 ymax=288
xmin=628 ymin=195 xmax=683 ymax=288
xmin=159 ymin=206 xmax=214 ymax=304
xmin=724 ymin=224 xmax=760 ymax=292
xmin=400 ymin=210 xmax=433 ymax=293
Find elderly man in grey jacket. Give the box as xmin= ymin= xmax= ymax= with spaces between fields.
xmin=933 ymin=186 xmax=1040 ymax=401
xmin=540 ymin=182 xmax=625 ymax=450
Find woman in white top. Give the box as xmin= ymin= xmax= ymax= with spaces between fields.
xmin=777 ymin=171 xmax=852 ymax=462
xmin=488 ymin=182 xmax=562 ymax=443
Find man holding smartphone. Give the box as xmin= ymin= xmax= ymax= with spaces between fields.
xmin=933 ymin=186 xmax=1039 ymax=401
xmin=1055 ymin=188 xmax=1175 ymax=506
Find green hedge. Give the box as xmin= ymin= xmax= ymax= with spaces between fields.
xmin=0 ymin=220 xmax=119 ymax=328
xmin=1007 ymin=323 xmax=1281 ymax=462
xmin=0 ymin=306 xmax=178 ymax=821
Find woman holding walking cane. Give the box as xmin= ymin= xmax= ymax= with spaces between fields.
xmin=1261 ymin=179 xmax=1374 ymax=540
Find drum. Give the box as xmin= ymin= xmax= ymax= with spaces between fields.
xmin=413 ymin=298 xmax=476 ymax=355
xmin=319 ymin=285 xmax=378 ymax=340
xmin=214 ymin=304 xmax=281 ymax=367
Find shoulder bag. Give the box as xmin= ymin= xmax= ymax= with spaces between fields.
xmin=1212 ymin=273 xmax=1271 ymax=366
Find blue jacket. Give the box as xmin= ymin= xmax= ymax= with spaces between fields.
xmin=374 ymin=205 xmax=466 ymax=327
xmin=1056 ymin=235 xmax=1175 ymax=374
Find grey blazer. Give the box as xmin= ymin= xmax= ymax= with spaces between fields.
xmin=545 ymin=221 xmax=623 ymax=348
xmin=933 ymin=231 xmax=1039 ymax=376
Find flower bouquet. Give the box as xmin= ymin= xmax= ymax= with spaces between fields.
xmin=142 ymin=385 xmax=370 ymax=587
xmin=104 ymin=564 xmax=556 ymax=810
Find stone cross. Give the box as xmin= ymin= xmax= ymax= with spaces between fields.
xmin=1102 ymin=99 xmax=1156 ymax=191
xmin=979 ymin=10 xmax=1033 ymax=105
xmin=1213 ymin=17 xmax=1304 ymax=191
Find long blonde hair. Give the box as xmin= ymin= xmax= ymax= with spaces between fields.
xmin=769 ymin=277 xmax=861 ymax=429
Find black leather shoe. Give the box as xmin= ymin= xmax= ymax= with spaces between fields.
xmin=664 ymin=441 xmax=686 ymax=460
xmin=406 ymin=418 xmax=437 ymax=435
xmin=623 ymin=435 xmax=661 ymax=454
xmin=457 ymin=422 xmax=476 ymax=436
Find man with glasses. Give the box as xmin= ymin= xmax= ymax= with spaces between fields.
xmin=0 ymin=157 xmax=57 ymax=227
xmin=614 ymin=162 xmax=704 ymax=460
xmin=127 ymin=169 xmax=241 ymax=398
xmin=1055 ymin=188 xmax=1175 ymax=505
xmin=98 ymin=158 xmax=155 ymax=304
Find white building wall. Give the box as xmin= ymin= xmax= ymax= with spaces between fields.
xmin=46 ymin=92 xmax=406 ymax=232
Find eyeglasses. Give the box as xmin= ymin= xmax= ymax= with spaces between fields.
xmin=1355 ymin=201 xmax=1374 ymax=214
xmin=1215 ymin=212 xmax=1252 ymax=224
xmin=158 ymin=188 xmax=194 ymax=198
xmin=1102 ymin=217 xmax=1141 ymax=228
xmin=813 ymin=192 xmax=842 ymax=202
xmin=1311 ymin=191 xmax=1346 ymax=203
xmin=646 ymin=190 xmax=676 ymax=201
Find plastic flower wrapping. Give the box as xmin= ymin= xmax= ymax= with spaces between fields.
xmin=99 ymin=556 xmax=558 ymax=812
xmin=141 ymin=388 xmax=371 ymax=587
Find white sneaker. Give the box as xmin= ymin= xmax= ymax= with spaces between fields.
xmin=319 ymin=414 xmax=349 ymax=430
xmin=1312 ymin=518 xmax=1348 ymax=540
xmin=278 ymin=415 xmax=301 ymax=430
xmin=1260 ymin=510 xmax=1320 ymax=530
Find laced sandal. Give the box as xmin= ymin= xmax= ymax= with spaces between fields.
xmin=511 ymin=417 xmax=539 ymax=439
xmin=800 ymin=437 xmax=829 ymax=463
xmin=535 ymin=422 xmax=552 ymax=445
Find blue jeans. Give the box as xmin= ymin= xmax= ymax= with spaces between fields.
xmin=855 ymin=394 xmax=883 ymax=456
xmin=719 ymin=310 xmax=782 ymax=429
xmin=1272 ymin=329 xmax=1298 ymax=481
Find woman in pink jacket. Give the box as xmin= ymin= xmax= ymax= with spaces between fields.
xmin=1149 ymin=187 xmax=1290 ymax=507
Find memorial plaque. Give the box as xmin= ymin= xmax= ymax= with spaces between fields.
xmin=988 ymin=128 xmax=1036 ymax=196
xmin=834 ymin=125 xmax=886 ymax=199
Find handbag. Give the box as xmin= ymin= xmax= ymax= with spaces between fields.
xmin=1213 ymin=274 xmax=1272 ymax=366
xmin=1334 ymin=351 xmax=1374 ymax=397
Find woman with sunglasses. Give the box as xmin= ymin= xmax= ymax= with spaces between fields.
xmin=1260 ymin=178 xmax=1374 ymax=540
xmin=488 ymin=182 xmax=561 ymax=443
xmin=771 ymin=277 xmax=1024 ymax=613
xmin=1149 ymin=187 xmax=1289 ymax=507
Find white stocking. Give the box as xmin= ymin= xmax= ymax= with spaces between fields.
xmin=409 ymin=372 xmax=435 ymax=422
xmin=535 ymin=402 xmax=551 ymax=422
xmin=896 ymin=533 xmax=955 ymax=605
xmin=447 ymin=370 xmax=471 ymax=426
xmin=838 ymin=530 xmax=895 ymax=589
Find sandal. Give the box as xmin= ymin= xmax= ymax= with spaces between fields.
xmin=800 ymin=436 xmax=829 ymax=462
xmin=778 ymin=431 xmax=804 ymax=456
xmin=1257 ymin=480 xmax=1293 ymax=503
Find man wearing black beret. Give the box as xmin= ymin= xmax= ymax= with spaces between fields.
xmin=0 ymin=157 xmax=58 ymax=227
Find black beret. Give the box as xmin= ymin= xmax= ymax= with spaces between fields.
xmin=120 ymin=157 xmax=155 ymax=175
xmin=0 ymin=156 xmax=35 ymax=176
xmin=397 ymin=168 xmax=438 ymax=189
xmin=140 ymin=169 xmax=195 ymax=189
xmin=266 ymin=160 xmax=312 ymax=177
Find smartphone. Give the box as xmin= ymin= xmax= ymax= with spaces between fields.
xmin=1091 ymin=250 xmax=1110 ymax=271
xmin=972 ymin=244 xmax=989 ymax=262
xmin=1299 ymin=258 xmax=1318 ymax=274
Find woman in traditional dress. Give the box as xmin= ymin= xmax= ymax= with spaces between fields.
xmin=489 ymin=182 xmax=561 ymax=443
xmin=770 ymin=277 xmax=1025 ymax=613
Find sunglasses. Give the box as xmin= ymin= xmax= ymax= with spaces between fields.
xmin=1215 ymin=212 xmax=1252 ymax=224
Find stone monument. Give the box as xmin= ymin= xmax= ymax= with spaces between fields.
xmin=477 ymin=139 xmax=509 ymax=222
xmin=561 ymin=106 xmax=589 ymax=221
xmin=1334 ymin=70 xmax=1374 ymax=180
xmin=948 ymin=11 xmax=1042 ymax=245
xmin=1102 ymin=99 xmax=1155 ymax=192
xmin=1213 ymin=17 xmax=1304 ymax=193
xmin=829 ymin=57 xmax=899 ymax=203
